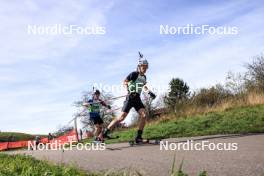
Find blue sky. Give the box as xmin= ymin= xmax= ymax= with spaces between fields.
xmin=0 ymin=0 xmax=263 ymax=134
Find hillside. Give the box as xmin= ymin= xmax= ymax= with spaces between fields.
xmin=0 ymin=132 xmax=36 ymax=142
xmin=103 ymin=104 xmax=264 ymax=143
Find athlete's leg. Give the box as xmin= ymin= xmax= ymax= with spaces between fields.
xmin=104 ymin=95 xmax=132 ymax=138
xmin=134 ymin=108 xmax=147 ymax=143
xmin=94 ymin=124 xmax=102 ymax=138
xmin=103 ymin=112 xmax=128 ymax=138
xmin=138 ymin=108 xmax=147 ymax=131
xmin=97 ymin=124 xmax=104 ymax=140
xmin=105 ymin=95 xmax=131 ymax=131
xmin=107 ymin=112 xmax=128 ymax=130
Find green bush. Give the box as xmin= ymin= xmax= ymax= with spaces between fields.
xmin=191 ymin=84 xmax=233 ymax=107
xmin=0 ymin=132 xmax=35 ymax=142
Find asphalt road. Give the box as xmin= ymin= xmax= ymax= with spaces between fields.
xmin=7 ymin=134 xmax=264 ymax=176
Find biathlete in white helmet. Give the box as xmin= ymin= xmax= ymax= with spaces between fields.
xmin=103 ymin=54 xmax=156 ymax=143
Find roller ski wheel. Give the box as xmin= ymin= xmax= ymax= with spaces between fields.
xmin=128 ymin=138 xmax=149 ymax=146
xmin=128 ymin=138 xmax=160 ymax=146
xmin=92 ymin=137 xmax=104 ymax=144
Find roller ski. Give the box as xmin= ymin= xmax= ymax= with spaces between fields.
xmin=103 ymin=129 xmax=119 ymax=140
xmin=128 ymin=136 xmax=161 ymax=146
xmin=92 ymin=137 xmax=104 ymax=144
xmin=104 ymin=135 xmax=119 ymax=140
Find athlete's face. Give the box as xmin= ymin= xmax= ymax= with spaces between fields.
xmin=139 ymin=64 xmax=148 ymax=74
xmin=94 ymin=93 xmax=100 ymax=99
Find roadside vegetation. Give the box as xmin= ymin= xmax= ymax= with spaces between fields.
xmin=0 ymin=132 xmax=35 ymax=142
xmin=0 ymin=153 xmax=207 ymax=176
xmin=101 ymin=104 xmax=264 ymax=143
xmin=85 ymin=54 xmax=264 ymax=143
xmin=0 ymin=153 xmax=89 ymax=176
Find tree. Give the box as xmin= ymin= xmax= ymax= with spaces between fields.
xmin=225 ymin=71 xmax=246 ymax=95
xmin=165 ymin=78 xmax=190 ymax=111
xmin=142 ymin=91 xmax=163 ymax=119
xmin=192 ymin=84 xmax=232 ymax=107
xmin=245 ymin=55 xmax=264 ymax=92
xmin=53 ymin=125 xmax=73 ymax=137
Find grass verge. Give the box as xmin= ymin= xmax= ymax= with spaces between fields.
xmin=0 ymin=153 xmax=207 ymax=176
xmin=94 ymin=104 xmax=264 ymax=144
xmin=0 ymin=153 xmax=90 ymax=176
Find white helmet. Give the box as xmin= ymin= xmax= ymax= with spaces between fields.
xmin=137 ymin=52 xmax=149 ymax=70
xmin=138 ymin=59 xmax=149 ymax=66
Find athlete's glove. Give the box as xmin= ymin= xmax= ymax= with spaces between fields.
xmin=107 ymin=105 xmax=111 ymax=109
xmin=148 ymin=91 xmax=156 ymax=99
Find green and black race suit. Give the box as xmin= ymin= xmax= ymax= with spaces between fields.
xmin=126 ymin=71 xmax=147 ymax=94
xmin=122 ymin=71 xmax=147 ymax=113
xmin=87 ymin=98 xmax=105 ymax=124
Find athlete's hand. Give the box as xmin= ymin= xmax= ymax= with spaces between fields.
xmin=148 ymin=91 xmax=156 ymax=99
xmin=82 ymin=102 xmax=90 ymax=107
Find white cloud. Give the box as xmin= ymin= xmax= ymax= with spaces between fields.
xmin=0 ymin=0 xmax=114 ymax=133
xmin=0 ymin=0 xmax=113 ymax=65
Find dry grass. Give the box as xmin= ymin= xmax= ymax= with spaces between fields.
xmin=247 ymin=91 xmax=264 ymax=105
xmin=151 ymin=91 xmax=264 ymax=124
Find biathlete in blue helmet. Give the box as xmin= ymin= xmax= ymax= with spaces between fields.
xmin=83 ymin=90 xmax=111 ymax=142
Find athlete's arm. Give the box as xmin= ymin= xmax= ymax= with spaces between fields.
xmin=123 ymin=79 xmax=129 ymax=88
xmin=83 ymin=99 xmax=92 ymax=107
xmin=98 ymin=99 xmax=111 ymax=109
xmin=143 ymin=83 xmax=156 ymax=99
xmin=82 ymin=102 xmax=90 ymax=107
xmin=124 ymin=71 xmax=138 ymax=91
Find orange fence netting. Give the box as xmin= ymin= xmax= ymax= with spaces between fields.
xmin=0 ymin=129 xmax=78 ymax=151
